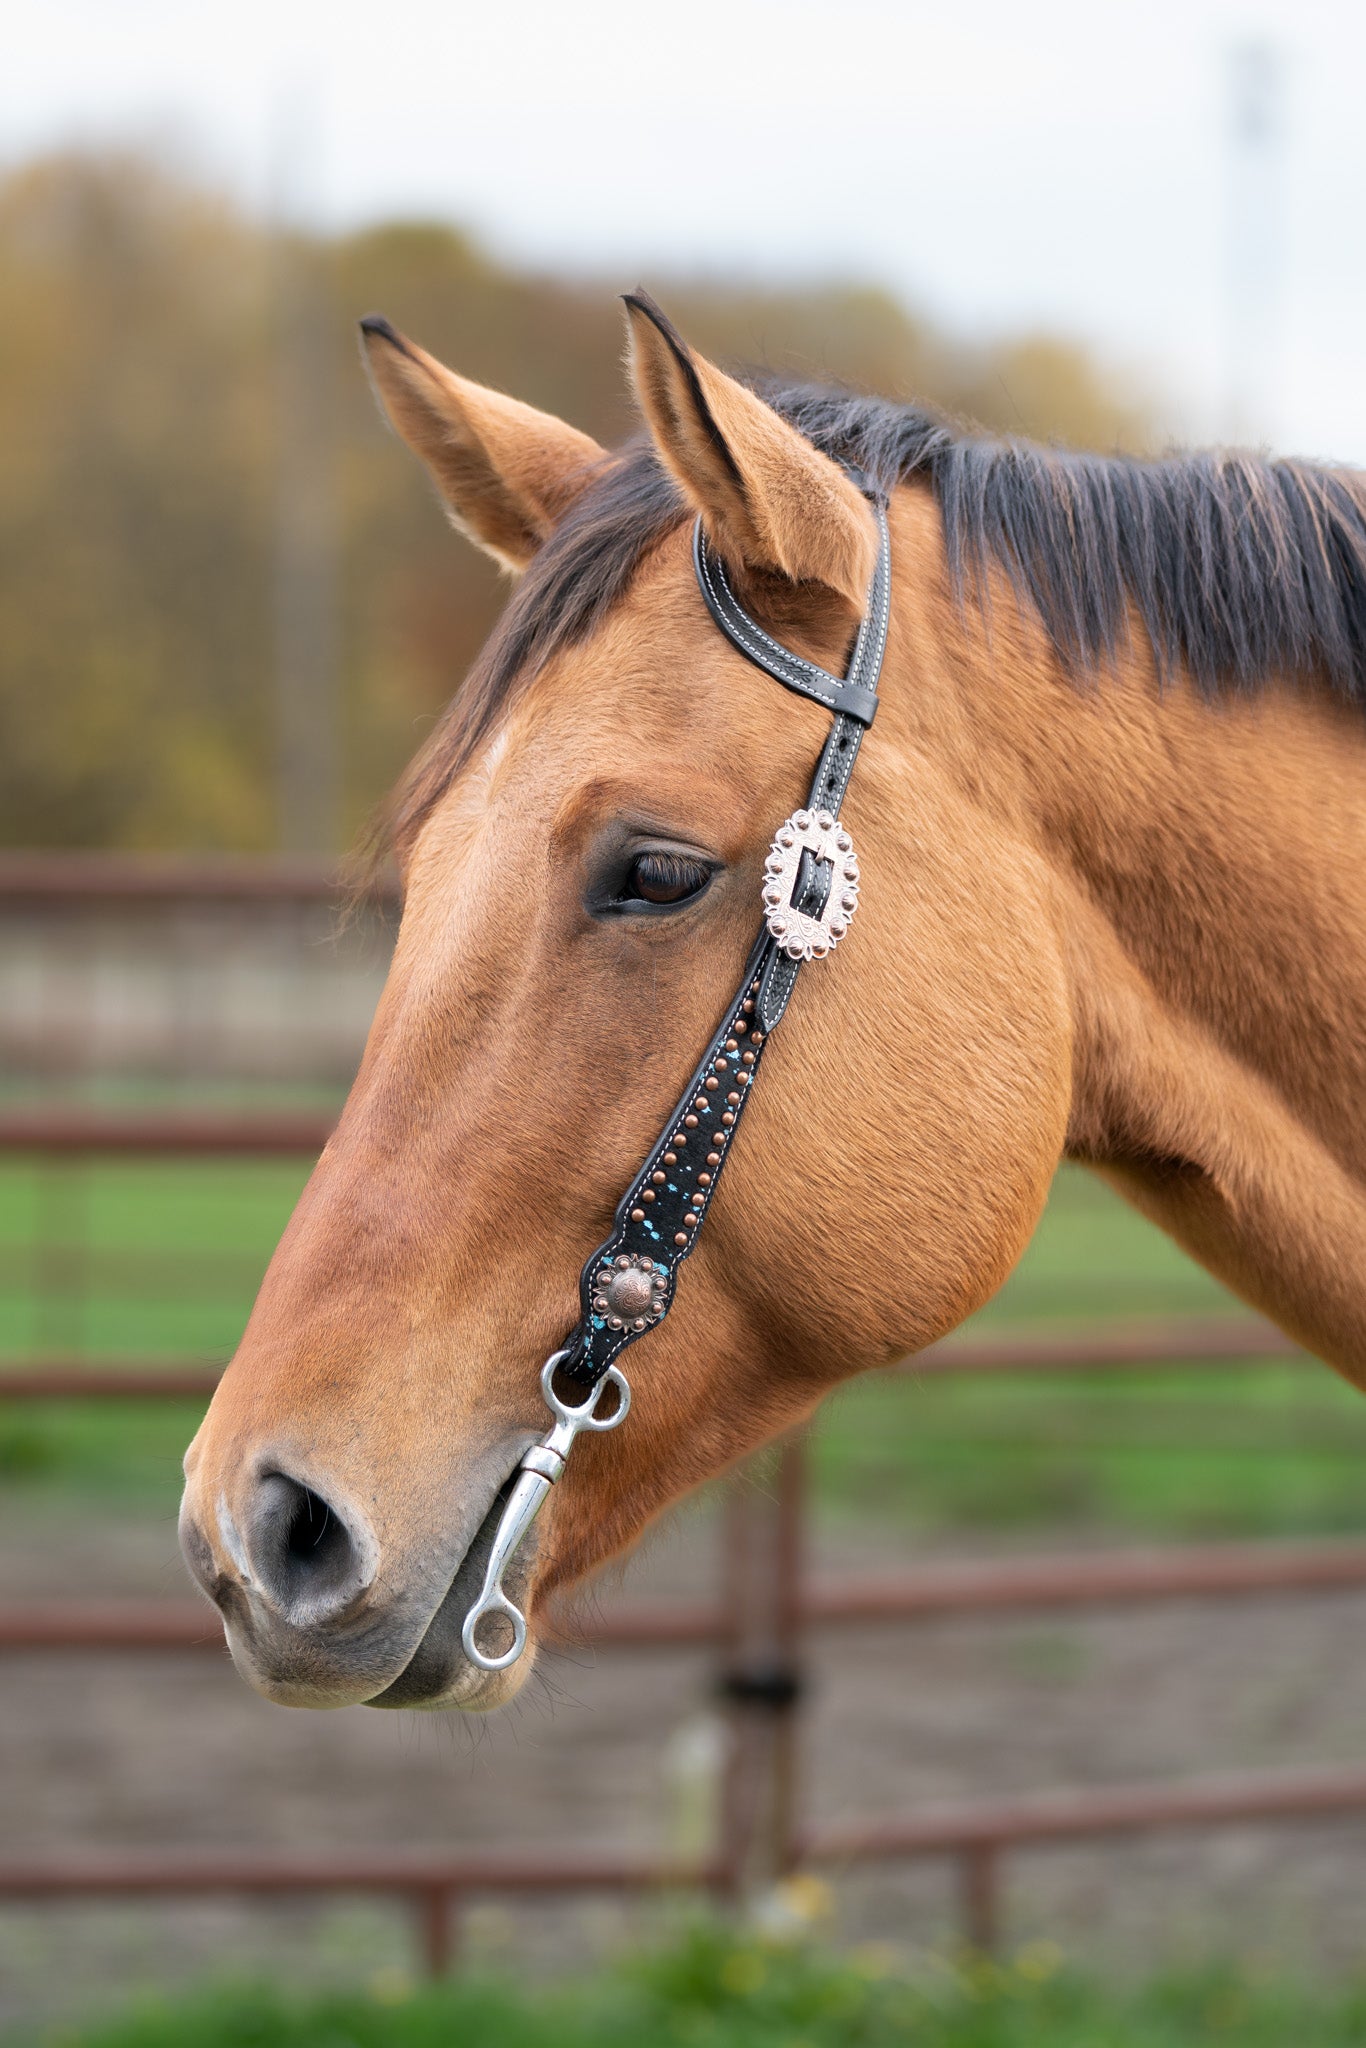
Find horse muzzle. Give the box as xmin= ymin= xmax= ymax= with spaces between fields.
xmin=177 ymin=1439 xmax=541 ymax=1711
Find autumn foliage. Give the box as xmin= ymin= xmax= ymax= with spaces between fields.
xmin=0 ymin=152 xmax=1153 ymax=850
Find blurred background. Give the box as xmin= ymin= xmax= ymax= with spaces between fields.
xmin=4 ymin=2 xmax=1366 ymax=2041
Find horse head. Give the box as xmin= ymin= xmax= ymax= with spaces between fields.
xmin=178 ymin=297 xmax=1073 ymax=1710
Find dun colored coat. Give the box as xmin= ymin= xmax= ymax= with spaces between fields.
xmin=180 ymin=295 xmax=1366 ymax=1713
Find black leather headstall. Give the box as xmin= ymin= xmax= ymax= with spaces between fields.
xmin=461 ymin=483 xmax=891 ymax=1672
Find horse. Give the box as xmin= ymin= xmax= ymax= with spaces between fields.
xmin=179 ymin=292 xmax=1366 ymax=1714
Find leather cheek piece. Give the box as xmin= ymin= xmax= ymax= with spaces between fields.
xmin=562 ymin=494 xmax=891 ymax=1386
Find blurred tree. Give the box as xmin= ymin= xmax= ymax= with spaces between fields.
xmin=0 ymin=155 xmax=276 ymax=847
xmin=0 ymin=152 xmax=1156 ymax=852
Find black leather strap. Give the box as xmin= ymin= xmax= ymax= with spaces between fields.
xmin=562 ymin=492 xmax=890 ymax=1386
xmin=693 ymin=526 xmax=882 ymax=727
xmin=752 ymin=504 xmax=890 ymax=1031
xmin=563 ymin=930 xmax=775 ymax=1385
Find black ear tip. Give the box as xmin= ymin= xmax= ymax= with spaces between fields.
xmin=621 ymin=289 xmax=689 ymax=359
xmin=358 ymin=312 xmax=410 ymax=354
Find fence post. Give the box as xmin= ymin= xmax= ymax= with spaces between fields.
xmin=716 ymin=1434 xmax=807 ymax=1898
xmin=413 ymin=1885 xmax=458 ymax=1976
xmin=960 ymin=1844 xmax=1000 ymax=1955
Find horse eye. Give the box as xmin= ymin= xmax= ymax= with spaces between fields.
xmin=623 ymin=852 xmax=711 ymax=906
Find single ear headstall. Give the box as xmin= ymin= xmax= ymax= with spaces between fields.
xmin=463 ymin=486 xmax=891 ymax=1671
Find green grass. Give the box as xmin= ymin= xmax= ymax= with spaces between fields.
xmin=812 ymin=1360 xmax=1366 ymax=1540
xmin=968 ymin=1166 xmax=1232 ymax=1329
xmin=0 ymin=1156 xmax=311 ymax=1508
xmin=812 ymin=1170 xmax=1366 ymax=1539
xmin=0 ymin=1157 xmax=313 ymax=1362
xmin=4 ymin=1158 xmax=1366 ymax=1537
xmin=25 ymin=1924 xmax=1366 ymax=2048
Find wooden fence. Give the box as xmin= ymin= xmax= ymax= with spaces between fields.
xmin=2 ymin=859 xmax=1363 ymax=1972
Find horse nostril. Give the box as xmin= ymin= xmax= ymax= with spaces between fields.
xmin=248 ymin=1472 xmax=368 ymax=1620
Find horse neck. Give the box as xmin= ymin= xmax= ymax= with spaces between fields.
xmin=885 ymin=486 xmax=1366 ymax=1377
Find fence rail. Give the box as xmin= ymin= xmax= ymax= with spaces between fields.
xmin=8 ymin=1537 xmax=1366 ymax=1654
xmin=0 ymin=1848 xmax=725 ymax=1977
xmin=0 ymin=1310 xmax=1306 ymax=1409
xmin=800 ymin=1764 xmax=1366 ymax=1954
xmin=0 ymin=852 xmax=398 ymax=907
xmin=6 ymin=1764 xmax=1366 ymax=1971
xmin=0 ymin=1109 xmax=338 ymax=1155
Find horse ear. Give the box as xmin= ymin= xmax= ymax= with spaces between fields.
xmin=623 ymin=291 xmax=878 ymax=613
xmin=359 ymin=315 xmax=607 ymax=572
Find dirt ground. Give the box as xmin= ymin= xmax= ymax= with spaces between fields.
xmin=3 ymin=1491 xmax=1366 ymax=2033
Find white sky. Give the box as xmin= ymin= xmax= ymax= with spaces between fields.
xmin=6 ymin=0 xmax=1366 ymax=457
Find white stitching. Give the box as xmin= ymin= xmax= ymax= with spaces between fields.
xmin=698 ymin=522 xmax=886 ymax=724
xmin=710 ymin=554 xmax=842 ymax=692
xmin=845 ymin=508 xmax=891 ymax=695
xmin=853 ymin=508 xmax=892 ymax=690
xmin=698 ymin=540 xmax=842 ymax=710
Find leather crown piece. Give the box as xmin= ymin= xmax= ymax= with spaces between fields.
xmin=562 ymin=485 xmax=891 ymax=1388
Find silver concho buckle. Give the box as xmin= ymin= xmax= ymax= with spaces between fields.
xmin=761 ymin=808 xmax=858 ymax=961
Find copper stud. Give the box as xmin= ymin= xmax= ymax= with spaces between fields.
xmin=630 ymin=1208 xmax=645 ymax=1223
xmin=616 ymin=1254 xmax=631 ymax=1266
xmin=674 ymin=1133 xmax=688 ymax=1147
xmin=713 ymin=1130 xmax=726 ymax=1144
xmin=683 ymin=1211 xmax=698 ymax=1227
xmin=698 ymin=1172 xmax=712 ymax=1187
xmin=707 ymin=1151 xmax=721 ymax=1166
xmin=605 ymin=1259 xmax=663 ymax=1323
xmin=727 ymin=1091 xmax=740 ymax=1105
xmin=722 ymin=1112 xmax=735 ymax=1126
xmin=686 ymin=1115 xmax=699 ymax=1129
xmin=651 ymin=1171 xmax=666 ymax=1185
xmin=663 ymin=1152 xmax=677 ymax=1166
xmin=674 ymin=1232 xmax=688 ymax=1246
xmin=742 ymin=998 xmax=754 ymax=1013
xmin=642 ymin=1189 xmax=655 ymax=1204
xmin=715 ymin=1057 xmax=727 ymax=1072
xmin=742 ymin=1050 xmax=755 ymax=1066
xmin=632 ymin=1317 xmax=646 ymax=1332
xmin=751 ymin=1031 xmax=764 ymax=1044
xmin=593 ymin=1296 xmax=608 ymax=1314
xmin=725 ymin=1038 xmax=739 ymax=1053
xmin=608 ymin=1316 xmax=623 ymax=1330
xmin=653 ymin=1273 xmax=666 ymax=1290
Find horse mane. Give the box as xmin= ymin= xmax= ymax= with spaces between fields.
xmin=385 ymin=382 xmax=1366 ymax=854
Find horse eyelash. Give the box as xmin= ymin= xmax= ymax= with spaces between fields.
xmin=623 ymin=851 xmax=711 ymax=903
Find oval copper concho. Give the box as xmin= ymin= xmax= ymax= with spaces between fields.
xmin=592 ymin=1253 xmax=668 ymax=1332
xmin=761 ymin=808 xmax=859 ymax=961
